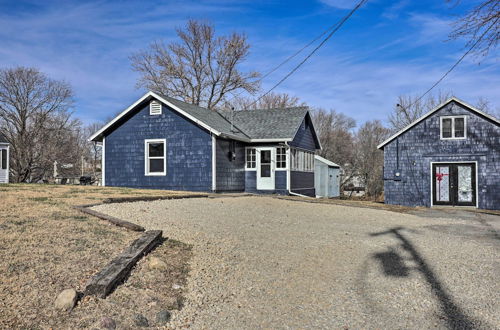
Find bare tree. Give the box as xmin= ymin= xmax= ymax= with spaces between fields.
xmin=228 ymin=92 xmax=306 ymax=110
xmin=388 ymin=92 xmax=452 ymax=132
xmin=448 ymin=0 xmax=500 ymax=57
xmin=0 ymin=67 xmax=76 ymax=182
xmin=311 ymin=108 xmax=357 ymax=190
xmin=131 ymin=20 xmax=260 ymax=110
xmin=355 ymin=120 xmax=391 ymax=198
xmin=82 ymin=122 xmax=103 ymax=177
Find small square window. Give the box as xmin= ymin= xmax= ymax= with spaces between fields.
xmin=441 ymin=116 xmax=466 ymax=139
xmin=246 ymin=148 xmax=256 ymax=169
xmin=276 ymin=147 xmax=287 ymax=169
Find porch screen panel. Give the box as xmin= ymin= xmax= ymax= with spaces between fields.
xmin=457 ymin=165 xmax=473 ymax=202
xmin=435 ymin=166 xmax=450 ymax=202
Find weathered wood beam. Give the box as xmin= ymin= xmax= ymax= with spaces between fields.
xmin=84 ymin=230 xmax=163 ymax=298
xmin=73 ymin=206 xmax=145 ymax=232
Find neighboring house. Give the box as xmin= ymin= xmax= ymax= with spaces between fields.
xmin=314 ymin=155 xmax=340 ymax=198
xmin=90 ymin=91 xmax=321 ymax=196
xmin=0 ymin=133 xmax=9 ymax=183
xmin=378 ymin=97 xmax=500 ymax=210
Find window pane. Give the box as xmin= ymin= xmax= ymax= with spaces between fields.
xmin=149 ymin=142 xmax=164 ymax=157
xmin=261 ymin=150 xmax=271 ymax=163
xmin=1 ymin=149 xmax=6 ymax=170
xmin=454 ymin=118 xmax=465 ymax=137
xmin=442 ymin=119 xmax=452 ymax=138
xmin=149 ymin=159 xmax=164 ymax=173
xmin=261 ymin=164 xmax=271 ymax=177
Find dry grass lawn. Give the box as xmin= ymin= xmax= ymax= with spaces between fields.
xmin=0 ymin=184 xmax=198 ymax=329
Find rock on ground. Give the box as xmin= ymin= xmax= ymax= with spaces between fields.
xmin=54 ymin=289 xmax=77 ymax=311
xmin=148 ymin=256 xmax=168 ymax=271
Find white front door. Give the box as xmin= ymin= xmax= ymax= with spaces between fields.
xmin=256 ymin=148 xmax=275 ymax=190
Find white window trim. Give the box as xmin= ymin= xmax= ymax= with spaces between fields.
xmin=145 ymin=139 xmax=167 ymax=176
xmin=245 ymin=147 xmax=256 ymax=171
xmin=440 ymin=115 xmax=467 ymax=140
xmin=149 ymin=100 xmax=162 ymax=115
xmin=276 ymin=146 xmax=288 ymax=171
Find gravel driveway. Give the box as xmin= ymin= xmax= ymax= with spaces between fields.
xmin=93 ymin=196 xmax=499 ymax=329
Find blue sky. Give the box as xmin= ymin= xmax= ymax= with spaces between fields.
xmin=0 ymin=0 xmax=498 ymax=126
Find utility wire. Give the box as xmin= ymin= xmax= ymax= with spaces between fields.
xmin=401 ymin=16 xmax=499 ymax=110
xmin=226 ymin=11 xmax=347 ymax=103
xmin=246 ymin=0 xmax=368 ymax=109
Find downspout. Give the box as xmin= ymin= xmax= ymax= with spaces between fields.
xmin=286 ymin=141 xmax=311 ymax=198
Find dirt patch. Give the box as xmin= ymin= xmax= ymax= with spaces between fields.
xmin=0 ymin=183 xmax=195 ymax=329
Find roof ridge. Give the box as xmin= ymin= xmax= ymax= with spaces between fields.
xmin=235 ymin=106 xmax=309 ymax=112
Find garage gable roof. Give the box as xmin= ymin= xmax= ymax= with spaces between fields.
xmin=377 ymin=97 xmax=500 ymax=149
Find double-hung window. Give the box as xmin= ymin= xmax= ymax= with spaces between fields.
xmin=441 ymin=116 xmax=466 ymax=139
xmin=0 ymin=149 xmax=6 ymax=169
xmin=145 ymin=139 xmax=166 ymax=175
xmin=246 ymin=148 xmax=256 ymax=169
xmin=276 ymin=147 xmax=287 ymax=169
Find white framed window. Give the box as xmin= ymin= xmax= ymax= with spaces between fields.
xmin=145 ymin=139 xmax=166 ymax=176
xmin=276 ymin=147 xmax=287 ymax=169
xmin=290 ymin=148 xmax=314 ymax=172
xmin=150 ymin=100 xmax=162 ymax=115
xmin=245 ymin=148 xmax=256 ymax=170
xmin=0 ymin=148 xmax=7 ymax=170
xmin=440 ymin=116 xmax=466 ymax=140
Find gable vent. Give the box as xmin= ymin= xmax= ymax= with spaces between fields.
xmin=150 ymin=100 xmax=162 ymax=115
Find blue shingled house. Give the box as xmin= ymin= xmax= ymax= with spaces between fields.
xmin=90 ymin=91 xmax=321 ymax=196
xmin=378 ymin=97 xmax=500 ymax=210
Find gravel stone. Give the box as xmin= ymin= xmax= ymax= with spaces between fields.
xmin=156 ymin=310 xmax=171 ymax=324
xmin=132 ymin=314 xmax=149 ymax=327
xmin=93 ymin=196 xmax=500 ymax=329
xmin=99 ymin=316 xmax=116 ymax=329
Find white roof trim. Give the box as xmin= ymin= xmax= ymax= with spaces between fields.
xmin=89 ymin=91 xmax=222 ymax=141
xmin=314 ymin=155 xmax=340 ymax=167
xmin=377 ymin=97 xmax=500 ymax=149
xmin=250 ymin=138 xmax=293 ymax=142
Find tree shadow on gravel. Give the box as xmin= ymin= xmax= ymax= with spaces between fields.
xmin=370 ymin=227 xmax=486 ymax=330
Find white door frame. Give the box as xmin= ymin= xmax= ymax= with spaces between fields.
xmin=256 ymin=147 xmax=275 ymax=190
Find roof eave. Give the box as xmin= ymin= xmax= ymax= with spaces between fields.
xmin=89 ymin=91 xmax=224 ymax=142
xmin=377 ymin=97 xmax=500 ymax=149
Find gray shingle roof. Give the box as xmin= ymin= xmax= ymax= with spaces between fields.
xmin=232 ymin=107 xmax=309 ymax=140
xmin=159 ymin=94 xmax=308 ymax=141
xmin=159 ymin=94 xmax=250 ymax=140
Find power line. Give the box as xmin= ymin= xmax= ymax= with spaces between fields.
xmin=246 ymin=0 xmax=368 ymax=109
xmin=402 ymin=16 xmax=499 ymax=110
xmin=227 ymin=12 xmax=347 ymax=103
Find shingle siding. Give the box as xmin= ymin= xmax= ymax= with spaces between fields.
xmin=383 ymin=101 xmax=500 ymax=210
xmin=104 ymin=103 xmax=212 ymax=191
xmin=289 ymin=115 xmax=317 ymax=151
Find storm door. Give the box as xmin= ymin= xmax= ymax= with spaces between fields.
xmin=256 ymin=148 xmax=275 ymax=190
xmin=432 ymin=163 xmax=476 ymax=207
